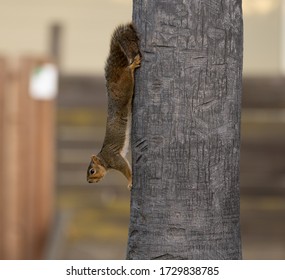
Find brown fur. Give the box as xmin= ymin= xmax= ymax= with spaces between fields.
xmin=87 ymin=23 xmax=141 ymax=190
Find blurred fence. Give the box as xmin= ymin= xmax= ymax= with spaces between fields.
xmin=0 ymin=57 xmax=56 ymax=259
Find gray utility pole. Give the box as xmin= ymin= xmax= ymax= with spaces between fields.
xmin=127 ymin=0 xmax=243 ymax=259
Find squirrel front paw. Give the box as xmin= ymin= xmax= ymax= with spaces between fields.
xmin=127 ymin=182 xmax=133 ymax=191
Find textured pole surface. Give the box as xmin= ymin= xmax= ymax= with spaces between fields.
xmin=128 ymin=0 xmax=243 ymax=259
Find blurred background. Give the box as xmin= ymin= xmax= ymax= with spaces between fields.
xmin=0 ymin=0 xmax=284 ymax=259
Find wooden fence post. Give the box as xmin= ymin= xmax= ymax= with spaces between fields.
xmin=18 ymin=57 xmax=56 ymax=259
xmin=0 ymin=57 xmax=7 ymax=259
xmin=17 ymin=57 xmax=39 ymax=259
xmin=0 ymin=57 xmax=56 ymax=259
xmin=1 ymin=60 xmax=22 ymax=259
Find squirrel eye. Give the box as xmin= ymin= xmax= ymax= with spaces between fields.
xmin=89 ymin=168 xmax=96 ymax=175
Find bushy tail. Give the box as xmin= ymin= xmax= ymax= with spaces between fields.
xmin=110 ymin=23 xmax=141 ymax=64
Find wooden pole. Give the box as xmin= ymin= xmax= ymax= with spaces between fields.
xmin=49 ymin=24 xmax=62 ymax=68
xmin=129 ymin=0 xmax=243 ymax=259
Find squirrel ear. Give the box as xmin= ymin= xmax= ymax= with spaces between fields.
xmin=91 ymin=155 xmax=98 ymax=163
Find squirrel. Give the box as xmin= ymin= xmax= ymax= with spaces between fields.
xmin=87 ymin=23 xmax=141 ymax=190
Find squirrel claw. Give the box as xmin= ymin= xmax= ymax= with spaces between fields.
xmin=127 ymin=183 xmax=133 ymax=191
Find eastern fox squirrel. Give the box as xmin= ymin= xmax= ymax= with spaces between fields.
xmin=87 ymin=23 xmax=141 ymax=190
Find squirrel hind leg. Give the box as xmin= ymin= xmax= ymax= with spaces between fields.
xmin=129 ymin=54 xmax=141 ymax=70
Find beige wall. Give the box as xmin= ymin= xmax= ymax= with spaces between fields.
xmin=0 ymin=0 xmax=284 ymax=76
xmin=243 ymin=0 xmax=283 ymax=76
xmin=0 ymin=0 xmax=132 ymax=75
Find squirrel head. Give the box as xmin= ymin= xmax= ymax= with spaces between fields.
xmin=87 ymin=155 xmax=107 ymax=184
